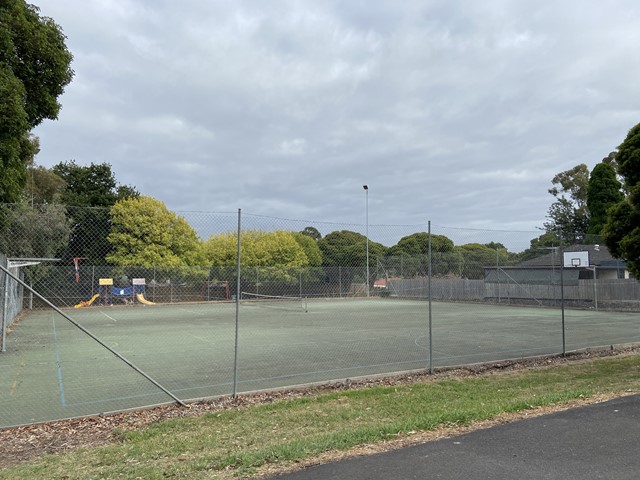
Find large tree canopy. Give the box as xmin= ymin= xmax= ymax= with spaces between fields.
xmin=615 ymin=123 xmax=640 ymax=187
xmin=204 ymin=230 xmax=310 ymax=283
xmin=292 ymin=232 xmax=322 ymax=267
xmin=318 ymin=230 xmax=386 ymax=268
xmin=518 ymin=232 xmax=561 ymax=262
xmin=0 ymin=70 xmax=29 ymax=203
xmin=385 ymin=232 xmax=457 ymax=277
xmin=52 ymin=161 xmax=138 ymax=263
xmin=543 ymin=164 xmax=590 ymax=244
xmin=454 ymin=243 xmax=498 ymax=279
xmin=603 ymin=123 xmax=640 ymax=277
xmin=387 ymin=232 xmax=455 ymax=256
xmin=318 ymin=230 xmax=386 ymax=287
xmin=53 ymin=161 xmax=133 ymax=207
xmin=0 ymin=1 xmax=73 ymax=203
xmin=107 ymin=196 xmax=204 ymax=268
xmin=587 ymin=162 xmax=624 ymax=236
xmin=25 ymin=164 xmax=66 ymax=204
xmin=300 ymin=226 xmax=322 ymax=241
xmin=204 ymin=230 xmax=309 ymax=268
xmin=0 ymin=201 xmax=69 ymax=258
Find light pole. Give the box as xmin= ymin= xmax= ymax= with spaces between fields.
xmin=363 ymin=185 xmax=369 ymax=297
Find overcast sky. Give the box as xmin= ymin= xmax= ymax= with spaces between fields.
xmin=32 ymin=0 xmax=640 ymax=250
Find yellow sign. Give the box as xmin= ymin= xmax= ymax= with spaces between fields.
xmin=98 ymin=278 xmax=113 ymax=286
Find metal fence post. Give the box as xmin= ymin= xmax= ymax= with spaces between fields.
xmin=428 ymin=220 xmax=433 ymax=374
xmin=233 ymin=208 xmax=242 ymax=398
xmin=560 ymin=234 xmax=566 ymax=356
xmin=1 ymin=267 xmax=8 ymax=353
xmin=496 ymin=247 xmax=501 ymax=304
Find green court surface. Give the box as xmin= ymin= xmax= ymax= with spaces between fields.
xmin=1 ymin=298 xmax=638 ymax=428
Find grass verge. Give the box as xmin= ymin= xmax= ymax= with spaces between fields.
xmin=1 ymin=353 xmax=639 ymax=479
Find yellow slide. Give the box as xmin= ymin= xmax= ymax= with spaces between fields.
xmin=136 ymin=293 xmax=155 ymax=305
xmin=74 ymin=293 xmax=100 ymax=308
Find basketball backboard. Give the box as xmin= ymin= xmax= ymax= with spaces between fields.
xmin=563 ymin=251 xmax=589 ymax=267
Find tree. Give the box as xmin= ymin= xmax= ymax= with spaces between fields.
xmin=53 ymin=161 xmax=133 ymax=207
xmin=204 ymin=230 xmax=308 ymax=268
xmin=601 ymin=151 xmax=617 ymax=165
xmin=603 ymin=123 xmax=640 ymax=277
xmin=318 ymin=230 xmax=386 ymax=287
xmin=52 ymin=161 xmax=138 ymax=263
xmin=26 ymin=167 xmax=66 ymax=204
xmin=518 ymin=232 xmax=560 ymax=262
xmin=615 ymin=123 xmax=640 ymax=187
xmin=0 ymin=200 xmax=71 ymax=289
xmin=543 ymin=197 xmax=590 ymax=244
xmin=319 ymin=230 xmax=386 ymax=267
xmin=454 ymin=243 xmax=498 ymax=279
xmin=388 ymin=232 xmax=429 ymax=257
xmin=603 ymin=189 xmax=640 ymax=277
xmin=107 ymin=196 xmax=204 ymax=268
xmin=0 ymin=141 xmax=69 ymax=266
xmin=25 ymin=160 xmax=67 ymax=205
xmin=0 ymin=1 xmax=73 ymax=203
xmin=291 ymin=232 xmax=323 ymax=284
xmin=548 ymin=164 xmax=590 ymax=208
xmin=204 ymin=230 xmax=310 ymax=283
xmin=387 ymin=232 xmax=455 ymax=256
xmin=543 ymin=164 xmax=590 ymax=244
xmin=293 ymin=232 xmax=322 ymax=266
xmin=0 ymin=202 xmax=70 ymax=258
xmin=586 ymin=162 xmax=623 ymax=236
xmin=300 ymin=226 xmax=322 ymax=241
xmin=253 ymin=231 xmax=308 ymax=271
xmin=386 ymin=232 xmax=457 ymax=277
xmin=484 ymin=242 xmax=514 ymax=267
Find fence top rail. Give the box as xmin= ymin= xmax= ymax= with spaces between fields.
xmin=7 ymin=258 xmax=60 ymax=268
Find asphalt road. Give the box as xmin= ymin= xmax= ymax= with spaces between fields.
xmin=271 ymin=394 xmax=640 ymax=480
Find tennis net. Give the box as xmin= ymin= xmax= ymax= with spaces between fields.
xmin=240 ymin=292 xmax=308 ymax=312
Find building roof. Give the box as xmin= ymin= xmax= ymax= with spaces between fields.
xmin=517 ymin=244 xmax=626 ymax=269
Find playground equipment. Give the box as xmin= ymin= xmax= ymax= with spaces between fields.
xmin=74 ymin=293 xmax=100 ymax=308
xmin=74 ymin=278 xmax=113 ymax=308
xmin=74 ymin=278 xmax=155 ymax=307
xmin=136 ymin=293 xmax=154 ymax=305
xmin=132 ymin=278 xmax=154 ymax=304
xmin=206 ymin=280 xmax=231 ymax=301
xmin=99 ymin=278 xmax=113 ymax=305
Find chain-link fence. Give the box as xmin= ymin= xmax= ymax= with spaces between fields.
xmin=0 ymin=253 xmax=26 ymax=353
xmin=0 ymin=203 xmax=638 ymax=427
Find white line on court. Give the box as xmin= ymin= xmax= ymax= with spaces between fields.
xmin=100 ymin=311 xmax=118 ymax=323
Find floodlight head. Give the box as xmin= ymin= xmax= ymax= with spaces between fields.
xmin=363 ymin=185 xmax=368 ymax=190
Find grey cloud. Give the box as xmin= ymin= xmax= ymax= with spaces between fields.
xmin=32 ymin=0 xmax=640 ymax=251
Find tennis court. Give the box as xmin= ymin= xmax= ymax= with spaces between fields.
xmin=1 ymin=297 xmax=638 ymax=427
